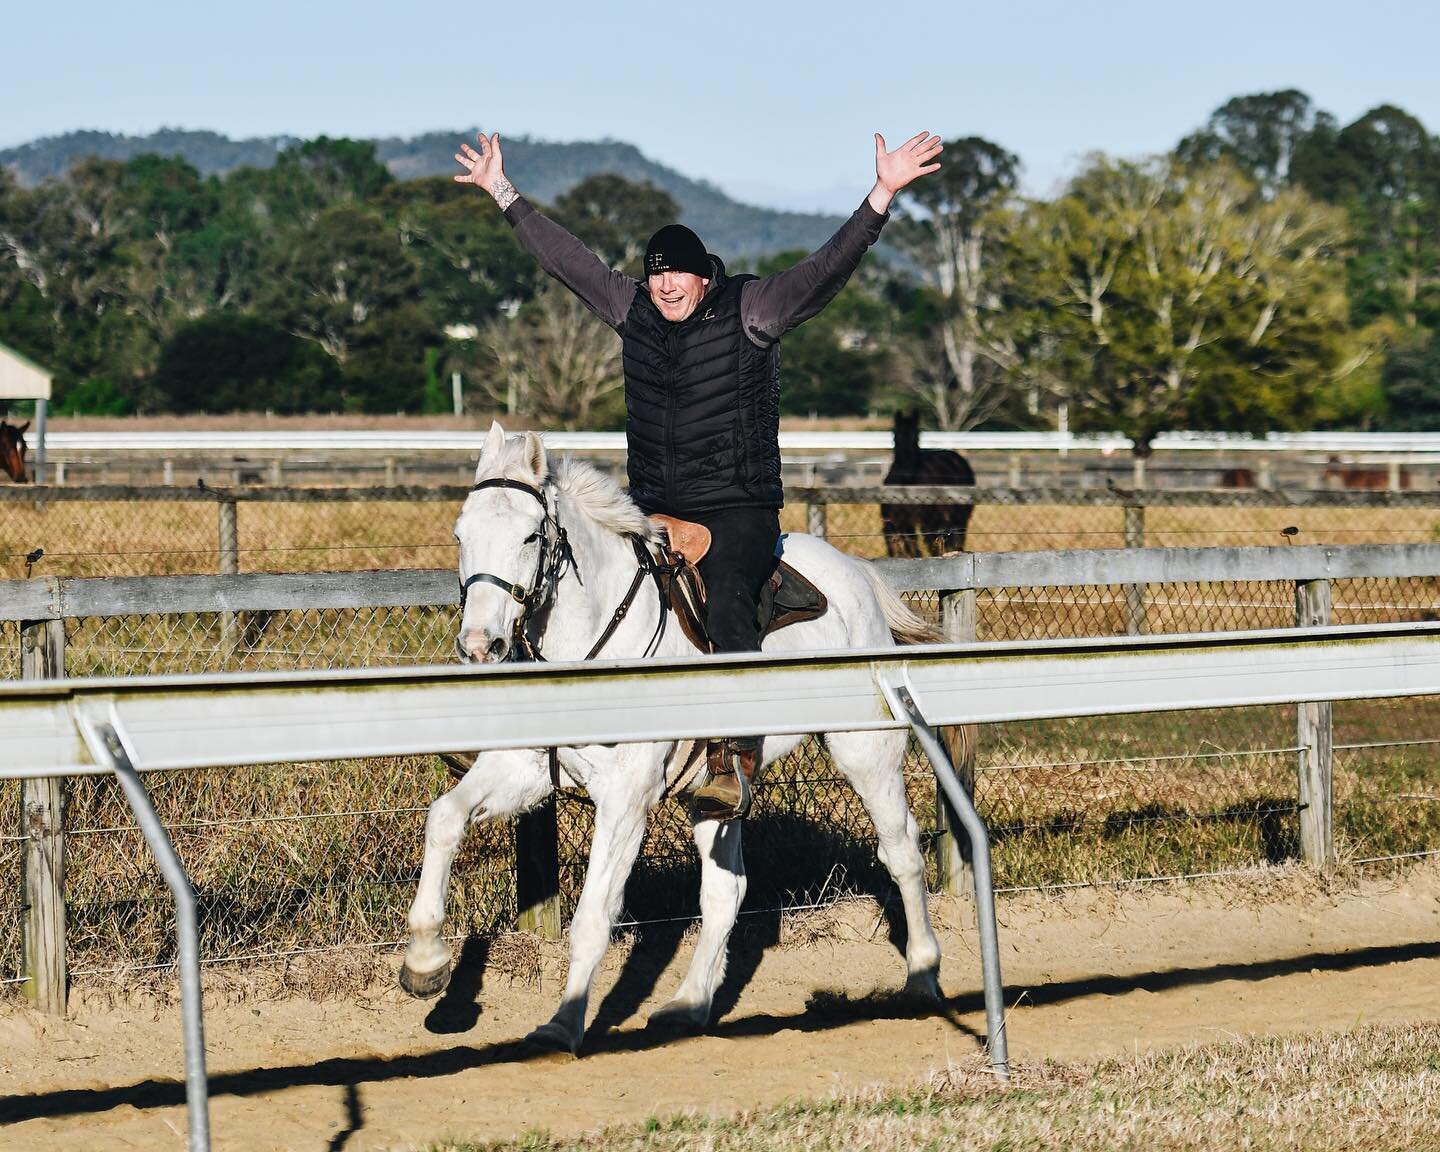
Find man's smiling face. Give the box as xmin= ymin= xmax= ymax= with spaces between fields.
xmin=647 ymin=270 xmax=709 ymax=323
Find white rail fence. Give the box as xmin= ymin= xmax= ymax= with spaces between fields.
xmin=8 ymin=621 xmax=1440 ymax=1149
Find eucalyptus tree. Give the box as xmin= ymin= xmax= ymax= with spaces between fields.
xmin=1023 ymin=155 xmax=1362 ymax=464
xmin=890 ymin=136 xmax=1028 ymax=429
xmin=1177 ymin=89 xmax=1327 ymax=195
xmin=552 ymin=173 xmax=679 ymax=274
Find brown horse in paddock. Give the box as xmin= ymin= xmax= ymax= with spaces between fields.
xmin=880 ymin=410 xmax=975 ymax=557
xmin=1321 ymin=457 xmax=1411 ymax=490
xmin=0 ymin=421 xmax=29 ymax=483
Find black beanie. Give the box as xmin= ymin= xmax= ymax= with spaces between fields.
xmin=644 ymin=224 xmax=711 ymax=278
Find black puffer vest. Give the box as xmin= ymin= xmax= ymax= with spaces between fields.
xmin=620 ymin=265 xmax=782 ymax=516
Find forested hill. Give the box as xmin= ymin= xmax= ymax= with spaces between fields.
xmin=0 ymin=128 xmax=845 ymax=259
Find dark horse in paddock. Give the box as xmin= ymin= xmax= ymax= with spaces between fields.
xmin=880 ymin=410 xmax=974 ymax=557
xmin=0 ymin=421 xmax=29 ymax=483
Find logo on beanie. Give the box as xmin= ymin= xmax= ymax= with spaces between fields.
xmin=647 ymin=252 xmax=666 ymax=273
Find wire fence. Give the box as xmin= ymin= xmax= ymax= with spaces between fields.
xmin=4 ymin=489 xmax=1440 ymax=986
xmin=5 ymin=484 xmax=1440 ymax=578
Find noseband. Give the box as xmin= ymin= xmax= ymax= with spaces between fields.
xmin=458 ymin=478 xmax=578 ymax=661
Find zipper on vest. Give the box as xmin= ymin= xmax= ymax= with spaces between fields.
xmin=663 ymin=324 xmax=680 ymax=509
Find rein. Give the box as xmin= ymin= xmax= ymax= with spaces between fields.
xmin=459 ymin=478 xmax=668 ymax=663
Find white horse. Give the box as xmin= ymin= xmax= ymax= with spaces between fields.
xmin=400 ymin=422 xmax=944 ymax=1054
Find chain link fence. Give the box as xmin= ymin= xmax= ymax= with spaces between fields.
xmin=7 ymin=485 xmax=1440 ymax=579
xmin=4 ymin=490 xmax=1440 ymax=987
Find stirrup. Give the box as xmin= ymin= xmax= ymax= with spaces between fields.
xmin=693 ymin=740 xmax=756 ymax=822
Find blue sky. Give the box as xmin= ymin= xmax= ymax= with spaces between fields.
xmin=6 ymin=0 xmax=1438 ymax=212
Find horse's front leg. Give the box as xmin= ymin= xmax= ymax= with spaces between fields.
xmin=647 ymin=812 xmax=746 ymax=1033
xmin=400 ymin=748 xmax=553 ymax=999
xmin=525 ymin=744 xmax=662 ymax=1055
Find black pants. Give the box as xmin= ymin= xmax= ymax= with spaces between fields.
xmin=694 ymin=508 xmax=781 ymax=653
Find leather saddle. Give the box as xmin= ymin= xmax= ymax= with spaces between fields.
xmin=649 ymin=514 xmax=828 ymax=654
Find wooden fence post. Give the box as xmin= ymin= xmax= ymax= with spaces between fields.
xmin=935 ymin=588 xmax=978 ymax=897
xmin=1295 ymin=578 xmax=1335 ymax=866
xmin=218 ymin=498 xmax=239 ymax=655
xmin=1123 ymin=502 xmax=1146 ymax=635
xmin=515 ymin=750 xmax=563 ymax=939
xmin=20 ymin=617 xmax=67 ymax=1015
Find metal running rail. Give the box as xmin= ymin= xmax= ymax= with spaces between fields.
xmin=11 ymin=620 xmax=1440 ymax=1142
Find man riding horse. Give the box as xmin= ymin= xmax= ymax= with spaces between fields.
xmin=455 ymin=128 xmax=942 ymax=820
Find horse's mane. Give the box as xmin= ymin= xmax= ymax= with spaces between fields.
xmin=552 ymin=457 xmax=657 ymax=542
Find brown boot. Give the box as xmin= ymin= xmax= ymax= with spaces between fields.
xmin=693 ymin=737 xmax=760 ymax=821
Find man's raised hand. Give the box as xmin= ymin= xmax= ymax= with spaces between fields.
xmin=455 ymin=132 xmax=519 ymax=210
xmin=868 ymin=131 xmax=943 ymax=214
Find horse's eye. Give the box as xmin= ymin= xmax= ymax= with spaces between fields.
xmin=523 ymin=532 xmax=541 ymax=545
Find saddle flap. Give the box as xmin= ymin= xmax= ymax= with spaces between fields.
xmin=650 ymin=515 xmax=712 ymax=566
xmin=760 ymin=560 xmax=828 ymax=635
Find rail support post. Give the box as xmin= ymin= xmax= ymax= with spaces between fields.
xmin=78 ymin=713 xmax=211 ymax=1152
xmin=1295 ymin=578 xmax=1335 ymax=866
xmin=936 ymin=589 xmax=978 ymax=897
xmin=515 ymin=750 xmax=563 ymax=940
xmin=1123 ymin=502 xmax=1146 ymax=635
xmin=878 ymin=673 xmax=1009 ymax=1080
xmin=20 ymin=617 xmax=66 ymax=1016
xmin=807 ymin=500 xmax=826 ymax=539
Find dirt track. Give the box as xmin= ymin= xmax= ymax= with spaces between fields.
xmin=3 ymin=863 xmax=1439 ymax=1151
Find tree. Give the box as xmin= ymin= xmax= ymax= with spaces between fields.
xmin=375 ymin=176 xmax=540 ymax=329
xmin=890 ymin=137 xmax=1027 ymax=429
xmin=551 ymin=174 xmax=679 ymax=273
xmin=1177 ymin=90 xmax=1326 ymax=194
xmin=749 ymin=248 xmax=887 ymax=417
xmin=1379 ymin=325 xmax=1440 ymax=430
xmin=256 ymin=202 xmax=426 ymax=365
xmin=1023 ymin=156 xmax=1361 ymax=460
xmin=151 ymin=313 xmax=345 ymax=413
xmin=480 ymin=282 xmax=623 ymax=428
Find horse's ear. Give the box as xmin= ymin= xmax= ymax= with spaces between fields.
xmin=521 ymin=431 xmax=548 ymax=483
xmin=16 ymin=422 xmax=28 ymax=435
xmin=476 ymin=420 xmax=506 ymax=479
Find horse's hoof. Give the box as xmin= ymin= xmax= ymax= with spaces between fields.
xmin=522 ymin=1022 xmax=579 ymax=1060
xmin=399 ymin=960 xmax=452 ymax=1000
xmin=646 ymin=1000 xmax=709 ymax=1034
xmin=902 ymin=967 xmax=942 ymax=1005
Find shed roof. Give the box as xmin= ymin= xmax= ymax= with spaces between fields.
xmin=0 ymin=341 xmax=52 ymax=401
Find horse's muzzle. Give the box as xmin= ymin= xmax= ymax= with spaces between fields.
xmin=457 ymin=631 xmax=510 ymax=664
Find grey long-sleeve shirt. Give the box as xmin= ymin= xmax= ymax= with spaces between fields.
xmin=501 ymin=196 xmax=889 ymax=343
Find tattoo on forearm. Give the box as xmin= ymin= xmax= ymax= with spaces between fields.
xmin=490 ymin=178 xmax=518 ymax=211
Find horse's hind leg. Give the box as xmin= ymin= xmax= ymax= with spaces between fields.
xmin=525 ymin=752 xmax=655 ymax=1055
xmin=400 ymin=748 xmax=552 ymax=999
xmin=825 ymin=728 xmax=942 ymax=999
xmin=648 ymin=815 xmax=746 ymax=1033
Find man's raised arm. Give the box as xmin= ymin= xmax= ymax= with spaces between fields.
xmin=455 ymin=132 xmax=636 ymax=330
xmin=742 ymin=131 xmax=943 ymax=344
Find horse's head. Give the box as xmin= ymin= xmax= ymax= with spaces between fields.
xmin=892 ymin=409 xmax=920 ymax=458
xmin=0 ymin=421 xmax=29 ymax=484
xmin=454 ymin=421 xmax=554 ymax=664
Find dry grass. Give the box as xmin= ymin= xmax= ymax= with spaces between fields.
xmin=428 ymin=1022 xmax=1440 ymax=1151
xmin=5 ymin=494 xmax=1440 ymax=580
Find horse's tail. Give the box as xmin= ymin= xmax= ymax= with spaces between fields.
xmin=860 ymin=562 xmax=947 ymax=646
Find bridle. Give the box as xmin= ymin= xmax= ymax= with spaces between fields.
xmin=458 ymin=477 xmax=668 ymax=662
